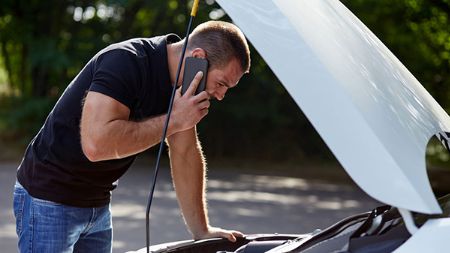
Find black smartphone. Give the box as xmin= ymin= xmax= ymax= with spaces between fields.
xmin=181 ymin=57 xmax=208 ymax=95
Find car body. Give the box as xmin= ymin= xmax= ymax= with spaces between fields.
xmin=130 ymin=0 xmax=450 ymax=252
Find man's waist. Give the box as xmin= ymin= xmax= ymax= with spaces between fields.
xmin=17 ymin=171 xmax=112 ymax=208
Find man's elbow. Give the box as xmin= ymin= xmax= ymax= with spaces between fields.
xmin=81 ymin=139 xmax=103 ymax=162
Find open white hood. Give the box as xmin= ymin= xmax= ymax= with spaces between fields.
xmin=217 ymin=0 xmax=450 ymax=214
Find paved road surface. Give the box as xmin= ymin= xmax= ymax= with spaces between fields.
xmin=0 ymin=161 xmax=380 ymax=252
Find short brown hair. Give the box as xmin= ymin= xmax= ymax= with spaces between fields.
xmin=188 ymin=21 xmax=251 ymax=73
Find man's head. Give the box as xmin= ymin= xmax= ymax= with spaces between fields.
xmin=188 ymin=21 xmax=250 ymax=74
xmin=187 ymin=21 xmax=251 ymax=100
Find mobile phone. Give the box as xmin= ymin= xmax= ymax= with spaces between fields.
xmin=181 ymin=57 xmax=208 ymax=95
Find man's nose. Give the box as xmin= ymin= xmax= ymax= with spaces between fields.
xmin=215 ymin=88 xmax=227 ymax=101
xmin=216 ymin=94 xmax=225 ymax=101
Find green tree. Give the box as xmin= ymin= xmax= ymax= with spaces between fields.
xmin=0 ymin=0 xmax=449 ymax=161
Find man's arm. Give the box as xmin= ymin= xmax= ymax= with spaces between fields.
xmin=167 ymin=128 xmax=243 ymax=242
xmin=80 ymin=72 xmax=208 ymax=162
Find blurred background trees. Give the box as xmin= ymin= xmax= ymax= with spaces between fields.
xmin=0 ymin=0 xmax=449 ymax=164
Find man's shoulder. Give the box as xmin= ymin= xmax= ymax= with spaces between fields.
xmin=96 ymin=38 xmax=151 ymax=59
xmin=90 ymin=34 xmax=180 ymax=64
xmin=99 ymin=35 xmax=178 ymax=56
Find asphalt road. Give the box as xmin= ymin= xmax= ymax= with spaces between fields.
xmin=0 ymin=161 xmax=380 ymax=253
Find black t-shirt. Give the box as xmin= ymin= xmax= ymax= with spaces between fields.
xmin=17 ymin=34 xmax=181 ymax=207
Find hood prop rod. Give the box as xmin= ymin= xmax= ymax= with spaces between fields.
xmin=145 ymin=1 xmax=201 ymax=253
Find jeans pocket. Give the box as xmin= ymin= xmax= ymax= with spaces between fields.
xmin=13 ymin=184 xmax=26 ymax=235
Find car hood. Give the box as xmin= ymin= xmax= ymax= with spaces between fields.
xmin=216 ymin=0 xmax=450 ymax=214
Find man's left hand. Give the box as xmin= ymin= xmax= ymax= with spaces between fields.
xmin=194 ymin=226 xmax=244 ymax=242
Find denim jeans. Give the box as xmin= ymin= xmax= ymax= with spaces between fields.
xmin=13 ymin=182 xmax=112 ymax=253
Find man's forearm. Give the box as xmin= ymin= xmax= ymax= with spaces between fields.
xmin=168 ymin=129 xmax=209 ymax=238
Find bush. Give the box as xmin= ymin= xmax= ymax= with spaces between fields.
xmin=0 ymin=95 xmax=56 ymax=148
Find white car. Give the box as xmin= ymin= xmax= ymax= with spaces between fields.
xmin=132 ymin=0 xmax=450 ymax=252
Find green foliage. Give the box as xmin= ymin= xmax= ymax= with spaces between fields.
xmin=427 ymin=138 xmax=450 ymax=169
xmin=0 ymin=0 xmax=449 ymax=162
xmin=0 ymin=96 xmax=56 ymax=145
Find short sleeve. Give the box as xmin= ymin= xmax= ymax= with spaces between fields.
xmin=90 ymin=49 xmax=142 ymax=109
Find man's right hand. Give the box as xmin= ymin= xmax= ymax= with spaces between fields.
xmin=171 ymin=71 xmax=210 ymax=132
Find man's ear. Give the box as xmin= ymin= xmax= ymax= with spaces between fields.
xmin=191 ymin=48 xmax=207 ymax=59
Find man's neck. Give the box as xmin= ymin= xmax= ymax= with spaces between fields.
xmin=167 ymin=41 xmax=184 ymax=87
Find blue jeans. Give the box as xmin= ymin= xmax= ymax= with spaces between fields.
xmin=13 ymin=182 xmax=112 ymax=253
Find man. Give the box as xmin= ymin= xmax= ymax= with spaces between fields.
xmin=13 ymin=20 xmax=251 ymax=252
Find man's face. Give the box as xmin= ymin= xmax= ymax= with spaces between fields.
xmin=205 ymin=58 xmax=243 ymax=101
